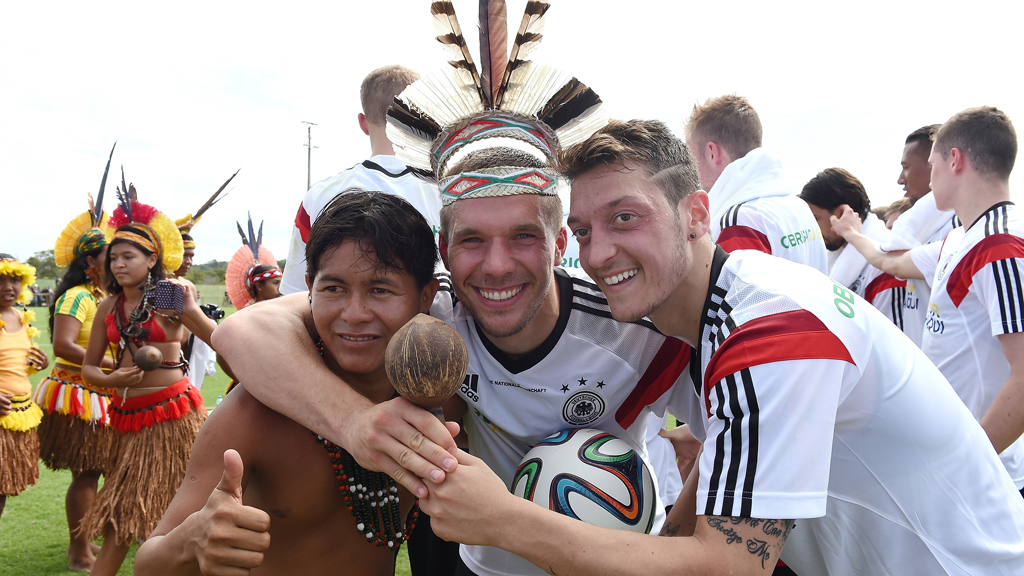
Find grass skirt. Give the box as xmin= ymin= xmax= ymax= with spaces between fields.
xmin=35 ymin=368 xmax=114 ymax=473
xmin=0 ymin=394 xmax=42 ymax=496
xmin=81 ymin=379 xmax=206 ymax=544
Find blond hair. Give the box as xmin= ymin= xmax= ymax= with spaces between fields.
xmin=684 ymin=95 xmax=762 ymax=160
xmin=359 ymin=65 xmax=420 ymax=125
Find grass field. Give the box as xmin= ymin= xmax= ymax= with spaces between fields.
xmin=0 ymin=303 xmax=414 ymax=575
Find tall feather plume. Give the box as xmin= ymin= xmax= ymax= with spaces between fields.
xmin=117 ymin=166 xmax=133 ymax=223
xmin=478 ymin=0 xmax=508 ymax=107
xmin=193 ymin=169 xmax=239 ymax=221
xmin=92 ymin=142 xmax=116 ymax=226
xmin=432 ymin=1 xmax=486 ymax=106
xmin=496 ymin=0 xmax=550 ymax=108
xmin=237 ymin=212 xmax=262 ymax=262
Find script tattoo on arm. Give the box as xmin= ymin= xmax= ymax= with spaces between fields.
xmin=705 ymin=516 xmax=794 ymax=569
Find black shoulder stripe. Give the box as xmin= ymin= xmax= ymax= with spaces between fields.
xmin=570 ymin=302 xmax=660 ymax=333
xmin=568 ymin=275 xmax=602 ymax=293
xmin=572 ymin=290 xmax=608 ymax=307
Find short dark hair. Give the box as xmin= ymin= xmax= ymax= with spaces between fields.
xmin=360 ymin=65 xmax=420 ymax=125
xmin=305 ymin=189 xmax=438 ymax=289
xmin=684 ymin=95 xmax=762 ymax=160
xmin=558 ymin=119 xmax=700 ymax=205
xmin=934 ymin=106 xmax=1017 ymax=180
xmin=105 ymin=226 xmax=164 ymax=294
xmin=440 ymin=146 xmax=563 ymax=239
xmin=799 ymin=168 xmax=871 ymax=221
xmin=905 ymin=124 xmax=940 ymax=157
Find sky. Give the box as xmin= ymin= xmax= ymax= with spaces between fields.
xmin=2 ymin=0 xmax=1022 ymax=264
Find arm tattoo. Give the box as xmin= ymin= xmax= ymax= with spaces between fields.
xmin=706 ymin=517 xmax=795 ymax=569
xmin=659 ymin=521 xmax=682 ymax=537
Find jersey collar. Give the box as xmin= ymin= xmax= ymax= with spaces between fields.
xmin=690 ymin=246 xmax=731 ymax=387
xmin=473 ymin=269 xmax=574 ymax=375
xmin=968 ymin=200 xmax=1015 ymax=231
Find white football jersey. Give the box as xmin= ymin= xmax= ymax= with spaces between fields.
xmin=432 ymin=268 xmax=693 ymax=576
xmin=886 ymin=192 xmax=960 ymax=346
xmin=680 ymin=247 xmax=1024 ymax=575
xmin=279 ymin=155 xmax=442 ymax=294
xmin=713 ymin=195 xmax=828 ymax=274
xmin=830 ymin=217 xmax=907 ymax=329
xmin=921 ymin=201 xmax=1024 ymax=487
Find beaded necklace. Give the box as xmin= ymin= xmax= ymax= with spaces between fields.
xmin=313 ymin=339 xmax=419 ymax=549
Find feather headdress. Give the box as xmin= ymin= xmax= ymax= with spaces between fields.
xmin=226 ymin=213 xmax=279 ymax=309
xmin=55 ymin=143 xmax=117 ymax=267
xmin=176 ymin=169 xmax=239 ymax=236
xmin=387 ymin=0 xmax=606 ymax=206
xmin=108 ymin=169 xmax=185 ymax=274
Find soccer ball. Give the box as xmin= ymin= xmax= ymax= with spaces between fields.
xmin=510 ymin=428 xmax=657 ymax=533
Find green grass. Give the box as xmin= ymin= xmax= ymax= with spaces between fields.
xmin=0 ymin=306 xmax=413 ymax=575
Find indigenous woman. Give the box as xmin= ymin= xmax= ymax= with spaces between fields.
xmin=32 ymin=190 xmax=116 ymax=572
xmin=0 ymin=255 xmax=48 ymax=517
xmin=223 ymin=215 xmax=282 ymax=393
xmin=80 ymin=184 xmax=217 ymax=576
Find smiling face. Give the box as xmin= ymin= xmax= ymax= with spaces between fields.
xmin=898 ymin=141 xmax=932 ymax=201
xmin=309 ymin=241 xmax=433 ymax=384
xmin=0 ymin=275 xmax=22 ymax=308
xmin=440 ymin=194 xmax=566 ymax=340
xmin=107 ymin=241 xmax=158 ymax=289
xmin=568 ymin=162 xmax=691 ymax=323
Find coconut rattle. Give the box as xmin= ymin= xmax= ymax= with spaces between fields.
xmin=134 ymin=345 xmax=164 ymax=372
xmin=384 ymin=314 xmax=468 ymax=420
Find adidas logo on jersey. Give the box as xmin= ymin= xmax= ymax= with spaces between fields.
xmin=461 ymin=374 xmax=480 ymax=402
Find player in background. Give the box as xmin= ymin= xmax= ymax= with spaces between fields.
xmin=413 ymin=118 xmax=1024 ymax=576
xmin=876 ymin=125 xmax=960 ymax=346
xmin=684 ymin=95 xmax=827 ymax=273
xmin=831 ymin=106 xmax=1024 ymax=493
xmin=883 ymin=197 xmax=913 ymax=230
xmin=279 ymin=65 xmax=442 ymax=295
xmin=799 ymin=168 xmax=906 ymax=328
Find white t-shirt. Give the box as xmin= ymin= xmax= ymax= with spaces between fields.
xmin=883 ymin=192 xmax=959 ymax=346
xmin=432 ymin=268 xmax=693 ymax=576
xmin=713 ymin=194 xmax=828 ymax=274
xmin=708 ymin=148 xmax=828 ymax=274
xmin=919 ymin=201 xmax=1024 ymax=487
xmin=678 ymin=247 xmax=1024 ymax=576
xmin=830 ymin=217 xmax=907 ymax=329
xmin=279 ymin=155 xmax=442 ymax=295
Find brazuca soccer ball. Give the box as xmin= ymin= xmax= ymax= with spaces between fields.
xmin=511 ymin=428 xmax=656 ymax=533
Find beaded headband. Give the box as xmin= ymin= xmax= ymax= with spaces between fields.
xmin=386 ymin=1 xmax=606 ymax=202
xmin=247 ymin=267 xmax=282 ymax=293
xmin=439 ymin=165 xmax=558 ymax=206
xmin=112 ymin=228 xmax=160 ymax=255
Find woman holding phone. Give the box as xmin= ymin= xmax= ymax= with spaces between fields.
xmin=81 ymin=187 xmax=217 ymax=576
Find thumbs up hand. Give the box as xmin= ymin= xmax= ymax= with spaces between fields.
xmin=184 ymin=449 xmax=272 ymax=575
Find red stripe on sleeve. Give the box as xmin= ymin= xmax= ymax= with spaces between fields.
xmin=615 ymin=338 xmax=691 ymax=429
xmin=864 ymin=273 xmax=906 ymax=304
xmin=295 ymin=204 xmax=312 ymax=244
xmin=947 ymin=234 xmax=1024 ymax=307
xmin=703 ymin=309 xmax=854 ymax=416
xmin=717 ymin=226 xmax=772 ymax=255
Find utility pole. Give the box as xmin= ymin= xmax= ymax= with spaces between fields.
xmin=302 ymin=121 xmax=318 ymax=190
